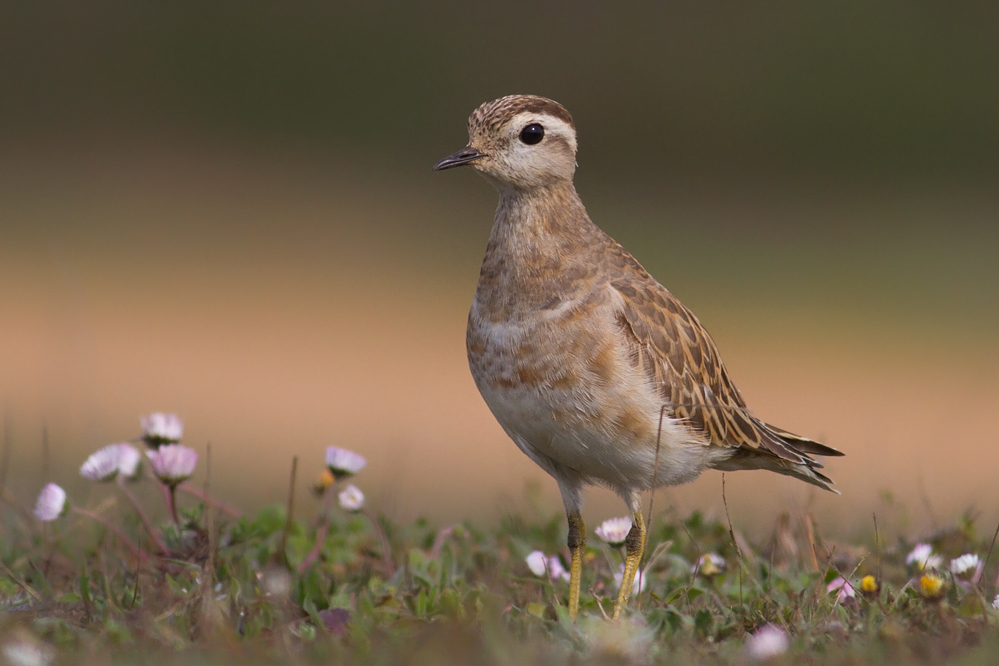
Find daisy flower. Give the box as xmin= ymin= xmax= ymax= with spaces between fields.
xmin=595 ymin=516 xmax=631 ymax=547
xmin=693 ymin=552 xmax=726 ymax=576
xmin=745 ymin=624 xmax=789 ymax=661
xmin=950 ymin=553 xmax=982 ymax=580
xmin=337 ymin=484 xmax=365 ymax=511
xmin=312 ymin=469 xmax=335 ymax=496
xmin=325 ymin=447 xmax=367 ymax=479
xmin=524 ymin=551 xmax=570 ymax=582
xmin=546 ymin=556 xmax=570 ymax=582
xmin=906 ymin=543 xmax=942 ymax=571
xmin=79 ymin=444 xmax=122 ymax=482
xmin=920 ymin=573 xmax=945 ymax=600
xmin=115 ymin=443 xmax=143 ymax=479
xmin=827 ymin=577 xmax=856 ymax=603
xmin=525 ymin=550 xmax=548 ymax=577
xmin=34 ymin=483 xmax=68 ymax=521
xmin=146 ymin=444 xmax=198 ymax=486
xmin=141 ymin=412 xmax=184 ymax=448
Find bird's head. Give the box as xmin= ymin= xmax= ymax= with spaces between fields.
xmin=434 ymin=95 xmax=577 ymax=191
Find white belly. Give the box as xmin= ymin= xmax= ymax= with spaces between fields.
xmin=467 ymin=301 xmax=726 ymax=496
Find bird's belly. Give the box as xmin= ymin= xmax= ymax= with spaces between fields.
xmin=467 ymin=313 xmax=716 ymax=491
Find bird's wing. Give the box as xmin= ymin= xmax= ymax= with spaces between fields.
xmin=604 ymin=245 xmax=839 ymax=465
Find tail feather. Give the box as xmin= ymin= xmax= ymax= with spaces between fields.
xmin=763 ymin=422 xmax=845 ymax=459
xmin=713 ymin=448 xmax=841 ymax=494
xmin=781 ymin=461 xmax=839 ymax=495
xmin=714 ymin=419 xmax=844 ymax=494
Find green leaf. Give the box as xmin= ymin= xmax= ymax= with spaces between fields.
xmin=255 ymin=505 xmax=287 ymax=537
xmin=79 ymin=566 xmax=91 ymax=606
xmin=289 ymin=622 xmax=316 ymax=641
xmin=694 ymin=607 xmax=714 ymax=637
xmin=329 ymin=590 xmax=352 ymax=610
xmin=526 ymin=602 xmax=546 ymax=618
xmin=415 ymin=589 xmax=428 ymax=618
xmin=303 ymin=596 xmax=325 ymax=632
xmin=662 ymin=586 xmax=686 ymax=605
xmin=104 ymin=618 xmax=133 ymax=644
xmin=439 ymin=588 xmax=464 ymax=619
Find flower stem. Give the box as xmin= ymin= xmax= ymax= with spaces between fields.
xmin=157 ymin=480 xmax=174 ymax=519
xmin=167 ymin=485 xmax=180 ymax=525
xmin=297 ymin=519 xmax=330 ymax=574
xmin=298 ymin=482 xmax=338 ymax=573
xmin=116 ymin=478 xmax=170 ymax=555
xmin=72 ymin=507 xmax=151 ymax=565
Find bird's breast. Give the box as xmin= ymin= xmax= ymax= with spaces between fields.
xmin=467 ymin=292 xmax=658 ymax=447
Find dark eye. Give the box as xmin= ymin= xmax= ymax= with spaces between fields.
xmin=519 ymin=123 xmax=545 ymax=145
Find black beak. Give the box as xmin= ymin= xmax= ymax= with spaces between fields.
xmin=433 ymin=146 xmax=486 ymax=171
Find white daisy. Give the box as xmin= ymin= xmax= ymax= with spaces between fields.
xmin=141 ymin=412 xmax=184 ymax=447
xmin=745 ymin=624 xmax=789 ymax=661
xmin=525 ymin=550 xmax=548 ymax=577
xmin=524 ymin=550 xmax=570 ymax=581
xmin=115 ymin=443 xmax=143 ymax=479
xmin=79 ymin=445 xmax=121 ymax=482
xmin=337 ymin=484 xmax=365 ymax=511
xmin=595 ymin=516 xmax=631 ymax=547
xmin=950 ymin=553 xmax=980 ymax=577
xmin=692 ymin=552 xmax=726 ymax=576
xmin=906 ymin=543 xmax=942 ymax=570
xmin=325 ymin=447 xmax=367 ymax=478
xmin=146 ymin=444 xmax=198 ymax=486
xmin=992 ymin=594 xmax=999 ymax=611
xmin=547 ymin=556 xmax=570 ymax=582
xmin=614 ymin=564 xmax=648 ymax=595
xmin=34 ymin=483 xmax=67 ymax=521
xmin=950 ymin=553 xmax=983 ymax=587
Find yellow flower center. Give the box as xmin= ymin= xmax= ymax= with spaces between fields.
xmin=312 ymin=469 xmax=335 ymax=495
xmin=860 ymin=575 xmax=878 ymax=593
xmin=920 ymin=574 xmax=944 ymax=597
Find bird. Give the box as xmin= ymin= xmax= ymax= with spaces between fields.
xmin=434 ymin=95 xmax=843 ymax=620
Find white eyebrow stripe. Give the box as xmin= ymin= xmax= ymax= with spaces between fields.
xmin=509 ymin=112 xmax=578 ymax=152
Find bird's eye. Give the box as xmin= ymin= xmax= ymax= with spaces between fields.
xmin=519 ymin=123 xmax=545 ymax=145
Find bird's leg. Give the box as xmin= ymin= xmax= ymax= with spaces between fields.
xmin=567 ymin=509 xmax=586 ymax=620
xmin=612 ymin=509 xmax=645 ymax=619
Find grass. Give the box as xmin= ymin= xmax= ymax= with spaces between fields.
xmin=3 ymin=459 xmax=999 ymax=666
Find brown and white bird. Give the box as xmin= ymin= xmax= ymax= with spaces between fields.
xmin=434 ymin=95 xmax=843 ymax=620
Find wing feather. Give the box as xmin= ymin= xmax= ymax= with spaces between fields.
xmin=605 ymin=247 xmax=839 ymax=470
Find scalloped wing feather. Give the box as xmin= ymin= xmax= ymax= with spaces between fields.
xmin=604 ymin=243 xmax=840 ymax=476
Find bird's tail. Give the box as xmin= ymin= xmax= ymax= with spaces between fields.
xmin=713 ymin=421 xmax=844 ymax=494
xmin=762 ymin=422 xmax=845 ymax=460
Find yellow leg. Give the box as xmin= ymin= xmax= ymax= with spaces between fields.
xmin=612 ymin=509 xmax=646 ymax=619
xmin=567 ymin=510 xmax=586 ymax=620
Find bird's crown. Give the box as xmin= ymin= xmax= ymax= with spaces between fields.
xmin=467 ymin=95 xmax=575 ymax=135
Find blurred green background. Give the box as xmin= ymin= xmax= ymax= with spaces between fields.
xmin=4 ymin=1 xmax=998 ymax=181
xmin=2 ymin=2 xmax=997 ymax=536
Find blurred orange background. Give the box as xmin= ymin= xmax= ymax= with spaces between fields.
xmin=2 ymin=2 xmax=997 ymax=539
